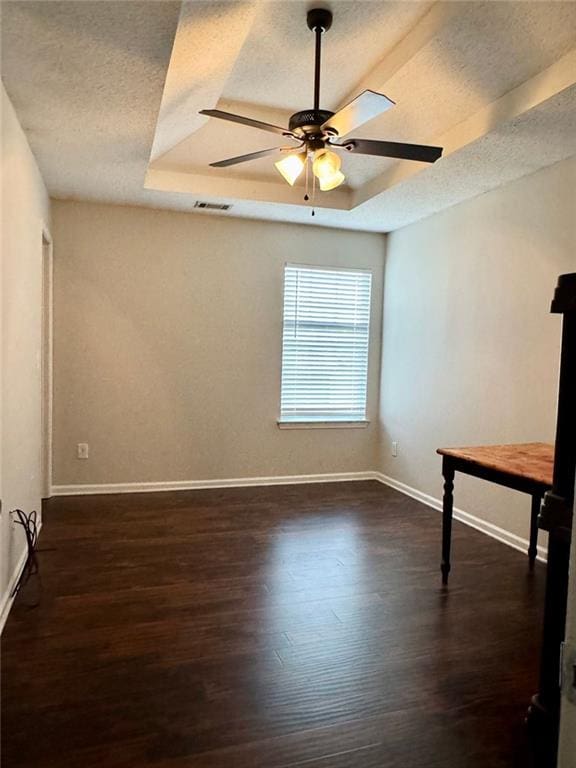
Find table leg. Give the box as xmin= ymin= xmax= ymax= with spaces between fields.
xmin=528 ymin=494 xmax=541 ymax=570
xmin=441 ymin=458 xmax=455 ymax=585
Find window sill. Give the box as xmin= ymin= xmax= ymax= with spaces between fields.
xmin=277 ymin=420 xmax=370 ymax=430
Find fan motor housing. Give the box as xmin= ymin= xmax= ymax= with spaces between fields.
xmin=289 ymin=109 xmax=336 ymax=139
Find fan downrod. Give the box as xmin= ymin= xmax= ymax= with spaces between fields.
xmin=296 ymin=7 xmax=335 ymax=141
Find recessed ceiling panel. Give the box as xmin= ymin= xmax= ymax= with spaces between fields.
xmin=222 ymin=1 xmax=433 ymax=113
xmin=345 ymin=0 xmax=576 ymax=185
xmin=2 ymin=0 xmax=575 ymax=232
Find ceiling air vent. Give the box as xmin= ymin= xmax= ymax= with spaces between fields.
xmin=194 ymin=201 xmax=232 ymax=211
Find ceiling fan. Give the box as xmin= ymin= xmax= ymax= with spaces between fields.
xmin=200 ymin=8 xmax=443 ymax=196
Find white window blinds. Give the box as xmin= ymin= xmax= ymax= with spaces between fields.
xmin=280 ymin=264 xmax=372 ymax=423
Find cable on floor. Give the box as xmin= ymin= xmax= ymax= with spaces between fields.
xmin=10 ymin=509 xmax=40 ymax=605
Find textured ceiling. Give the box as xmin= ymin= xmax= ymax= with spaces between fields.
xmin=222 ymin=1 xmax=432 ymax=112
xmin=2 ymin=0 xmax=576 ymax=232
xmin=1 ymin=0 xmax=181 ymax=201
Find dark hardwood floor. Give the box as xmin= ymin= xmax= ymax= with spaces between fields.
xmin=2 ymin=481 xmax=544 ymax=767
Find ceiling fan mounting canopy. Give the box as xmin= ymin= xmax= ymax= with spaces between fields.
xmin=306 ymin=7 xmax=333 ymax=33
xmin=199 ymin=6 xmax=443 ymax=188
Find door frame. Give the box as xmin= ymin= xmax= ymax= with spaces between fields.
xmin=41 ymin=228 xmax=53 ymax=499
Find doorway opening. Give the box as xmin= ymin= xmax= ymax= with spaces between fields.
xmin=41 ymin=231 xmax=53 ymax=500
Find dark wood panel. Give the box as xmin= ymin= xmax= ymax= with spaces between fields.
xmin=2 ymin=481 xmax=543 ymax=767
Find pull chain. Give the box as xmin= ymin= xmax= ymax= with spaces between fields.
xmin=311 ymin=171 xmax=316 ymax=217
xmin=302 ymin=153 xmax=316 ymax=217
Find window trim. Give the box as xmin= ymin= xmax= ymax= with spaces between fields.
xmin=277 ymin=419 xmax=370 ymax=430
xmin=278 ymin=262 xmax=373 ymax=428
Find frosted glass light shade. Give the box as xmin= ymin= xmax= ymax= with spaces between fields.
xmin=318 ymin=169 xmax=345 ymax=191
xmin=312 ymin=149 xmax=341 ymax=180
xmin=275 ymin=152 xmax=306 ymax=185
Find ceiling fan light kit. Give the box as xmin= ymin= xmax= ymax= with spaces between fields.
xmin=312 ymin=148 xmax=343 ymax=190
xmin=275 ymin=151 xmax=306 ymax=186
xmin=200 ymin=8 xmax=443 ymax=208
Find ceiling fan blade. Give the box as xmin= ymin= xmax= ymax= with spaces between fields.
xmin=335 ymin=138 xmax=443 ymax=163
xmin=321 ymin=90 xmax=395 ymax=137
xmin=200 ymin=109 xmax=293 ymax=137
xmin=209 ymin=147 xmax=283 ymax=168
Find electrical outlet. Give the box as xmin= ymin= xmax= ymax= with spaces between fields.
xmin=391 ymin=441 xmax=398 ymax=457
xmin=77 ymin=443 xmax=89 ymax=460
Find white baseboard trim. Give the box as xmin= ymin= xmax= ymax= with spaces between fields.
xmin=50 ymin=471 xmax=546 ymax=563
xmin=373 ymin=471 xmax=548 ymax=563
xmin=0 ymin=520 xmax=43 ymax=635
xmin=50 ymin=471 xmax=378 ymax=497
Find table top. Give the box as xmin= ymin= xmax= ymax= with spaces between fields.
xmin=437 ymin=442 xmax=554 ymax=487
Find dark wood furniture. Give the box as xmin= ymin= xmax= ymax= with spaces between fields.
xmin=437 ymin=442 xmax=554 ymax=585
xmin=527 ymin=272 xmax=576 ymax=767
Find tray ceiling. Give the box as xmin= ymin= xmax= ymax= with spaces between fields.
xmin=2 ymin=0 xmax=576 ymax=232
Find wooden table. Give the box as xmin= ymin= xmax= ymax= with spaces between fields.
xmin=437 ymin=442 xmax=554 ymax=584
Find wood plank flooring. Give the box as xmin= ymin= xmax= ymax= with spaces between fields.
xmin=2 ymin=481 xmax=544 ymax=767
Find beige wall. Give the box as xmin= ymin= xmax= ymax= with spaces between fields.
xmin=52 ymin=201 xmax=384 ymax=488
xmin=378 ymin=157 xmax=576 ymax=544
xmin=1 ymin=86 xmax=51 ymax=622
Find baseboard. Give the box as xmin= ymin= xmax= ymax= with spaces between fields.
xmin=50 ymin=471 xmax=378 ymax=497
xmin=374 ymin=471 xmax=548 ymax=563
xmin=0 ymin=519 xmax=43 ymax=634
xmin=50 ymin=470 xmax=546 ymax=563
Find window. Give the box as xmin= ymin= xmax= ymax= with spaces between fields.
xmin=279 ymin=264 xmax=372 ymax=425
